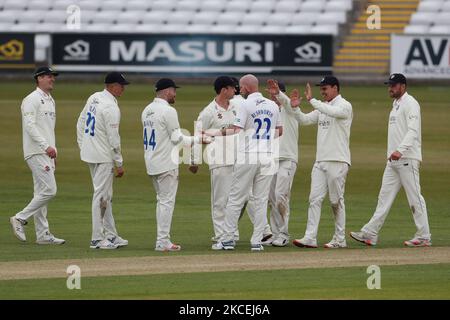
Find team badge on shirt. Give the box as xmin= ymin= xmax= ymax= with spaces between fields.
xmin=232 ymin=110 xmax=236 ymax=116
xmin=41 ymin=99 xmax=44 ymax=104
xmin=218 ymin=113 xmax=223 ymax=119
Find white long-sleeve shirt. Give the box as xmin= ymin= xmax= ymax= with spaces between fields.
xmin=195 ymin=98 xmax=239 ymax=169
xmin=388 ymin=92 xmax=422 ymax=162
xmin=275 ymin=91 xmax=307 ymax=163
xmin=76 ymin=89 xmax=123 ymax=167
xmin=234 ymin=92 xmax=282 ymax=154
xmin=21 ymin=87 xmax=56 ymax=160
xmin=142 ymin=98 xmax=200 ymax=175
xmin=289 ymin=94 xmax=352 ymax=165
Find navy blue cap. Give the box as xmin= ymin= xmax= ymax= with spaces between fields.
xmin=155 ymin=78 xmax=179 ymax=91
xmin=105 ymin=72 xmax=130 ymax=85
xmin=316 ymin=76 xmax=339 ymax=87
xmin=34 ymin=66 xmax=58 ymax=79
xmin=384 ymin=73 xmax=407 ymax=85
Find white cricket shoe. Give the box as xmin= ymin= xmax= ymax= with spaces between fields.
xmin=111 ymin=235 xmax=128 ymax=247
xmin=323 ymin=236 xmax=347 ymax=248
xmin=251 ymin=244 xmax=264 ymax=251
xmin=292 ymin=237 xmax=318 ymax=248
xmin=36 ymin=232 xmax=65 ymax=245
xmin=349 ymin=231 xmax=377 ymax=246
xmin=90 ymin=240 xmax=102 ymax=249
xmin=272 ymin=237 xmax=288 ymax=247
xmin=10 ymin=216 xmax=26 ymax=242
xmin=97 ymin=238 xmax=118 ymax=250
xmin=155 ymin=242 xmax=181 ymax=252
xmin=404 ymin=238 xmax=432 ymax=247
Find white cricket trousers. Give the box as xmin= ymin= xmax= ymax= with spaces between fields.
xmin=268 ymin=160 xmax=297 ymax=241
xmin=211 ymin=166 xmax=271 ymax=241
xmin=88 ymin=162 xmax=118 ymax=241
xmin=16 ymin=154 xmax=56 ymax=239
xmin=304 ymin=161 xmax=349 ymax=242
xmin=151 ymin=169 xmax=179 ymax=247
xmin=210 ymin=166 xmax=233 ymax=240
xmin=223 ymin=161 xmax=274 ymax=245
xmin=362 ymin=159 xmax=431 ymax=240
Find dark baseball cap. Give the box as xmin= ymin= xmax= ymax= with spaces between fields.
xmin=155 ymin=78 xmax=180 ymax=91
xmin=316 ymin=75 xmax=339 ymax=87
xmin=33 ymin=66 xmax=59 ymax=79
xmin=384 ymin=73 xmax=407 ymax=85
xmin=214 ymin=76 xmax=235 ymax=94
xmin=278 ymin=81 xmax=286 ymax=93
xmin=104 ymin=72 xmax=130 ymax=85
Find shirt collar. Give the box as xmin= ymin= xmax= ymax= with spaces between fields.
xmin=36 ymin=87 xmax=52 ymax=99
xmin=395 ymin=92 xmax=408 ymax=103
xmin=213 ymin=98 xmax=231 ymax=112
xmin=153 ymin=97 xmax=170 ymax=106
xmin=103 ymin=89 xmax=117 ymax=104
xmin=247 ymin=92 xmax=263 ymax=99
xmin=328 ymin=94 xmax=341 ymax=104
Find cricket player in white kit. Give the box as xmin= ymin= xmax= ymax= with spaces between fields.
xmin=350 ymin=73 xmax=431 ymax=247
xmin=189 ymin=76 xmax=239 ymax=244
xmin=265 ymin=79 xmax=306 ymax=247
xmin=77 ymin=72 xmax=129 ymax=249
xmin=213 ymin=74 xmax=282 ymax=251
xmin=142 ymin=78 xmax=210 ymax=252
xmin=10 ymin=67 xmax=65 ymax=245
xmin=291 ymin=76 xmax=353 ymax=249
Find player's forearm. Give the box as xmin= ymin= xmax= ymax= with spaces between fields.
xmin=112 ymin=149 xmax=123 ymax=168
xmin=76 ymin=115 xmax=85 ymax=149
xmin=309 ymin=99 xmax=351 ymax=119
xmin=24 ymin=118 xmax=50 ymax=151
xmin=397 ymin=128 xmax=419 ymax=154
xmin=275 ymin=91 xmax=291 ymax=110
xmin=171 ymin=129 xmax=199 ymax=146
xmin=291 ymin=108 xmax=317 ymax=125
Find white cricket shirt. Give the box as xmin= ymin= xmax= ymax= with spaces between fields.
xmin=21 ymin=87 xmax=56 ymax=160
xmin=234 ymin=92 xmax=282 ymax=154
xmin=142 ymin=98 xmax=199 ymax=176
xmin=76 ymin=89 xmax=123 ymax=167
xmin=196 ymin=98 xmax=239 ymax=169
xmin=291 ymin=94 xmax=352 ymax=165
xmin=388 ymin=92 xmax=422 ymax=162
xmin=275 ymin=91 xmax=303 ymax=163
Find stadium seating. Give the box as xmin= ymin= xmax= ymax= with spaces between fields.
xmin=404 ymin=0 xmax=450 ymax=34
xmin=0 ymin=0 xmax=353 ymax=35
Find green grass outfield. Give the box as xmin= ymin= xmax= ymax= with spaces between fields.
xmin=1 ymin=264 xmax=450 ymax=300
xmin=0 ymin=81 xmax=449 ymax=299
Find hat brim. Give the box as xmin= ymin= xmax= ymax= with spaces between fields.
xmin=156 ymin=85 xmax=180 ymax=91
xmin=384 ymin=81 xmax=405 ymax=85
xmin=34 ymin=71 xmax=59 ymax=79
xmin=316 ymin=83 xmax=335 ymax=86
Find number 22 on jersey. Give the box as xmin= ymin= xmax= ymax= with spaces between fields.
xmin=253 ymin=118 xmax=271 ymax=140
xmin=143 ymin=128 xmax=156 ymax=151
xmin=85 ymin=112 xmax=95 ymax=136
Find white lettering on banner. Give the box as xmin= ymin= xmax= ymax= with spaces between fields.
xmin=110 ymin=40 xmax=274 ymax=63
xmin=207 ymin=41 xmax=233 ymax=62
xmin=111 ymin=41 xmax=145 ymax=61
